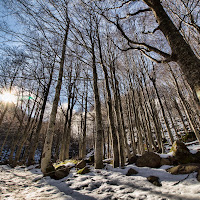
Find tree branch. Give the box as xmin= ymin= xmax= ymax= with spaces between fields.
xmin=119 ymin=8 xmax=151 ymax=19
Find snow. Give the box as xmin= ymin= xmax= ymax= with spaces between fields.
xmin=1 ymin=144 xmax=200 ymax=200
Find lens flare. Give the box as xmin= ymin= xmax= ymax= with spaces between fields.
xmin=0 ymin=92 xmax=17 ymax=103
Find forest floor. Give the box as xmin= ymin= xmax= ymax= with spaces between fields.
xmin=0 ymin=142 xmax=200 ymax=200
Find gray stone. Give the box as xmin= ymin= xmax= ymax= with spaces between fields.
xmin=54 ymin=166 xmax=69 ymax=180
xmin=136 ymin=152 xmax=161 ymax=168
xmin=128 ymin=155 xmax=138 ymax=164
xmin=126 ymin=168 xmax=138 ymax=176
xmin=147 ymin=176 xmax=162 ymax=187
xmin=160 ymin=158 xmax=171 ymax=166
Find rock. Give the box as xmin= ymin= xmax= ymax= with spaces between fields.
xmin=128 ymin=155 xmax=138 ymax=164
xmin=171 ymin=141 xmax=193 ymax=164
xmin=46 ymin=163 xmax=55 ymax=173
xmin=197 ymin=170 xmax=200 ymax=182
xmin=54 ymin=166 xmax=69 ymax=180
xmin=44 ymin=163 xmax=55 ymax=178
xmin=166 ymin=163 xmax=200 ymax=175
xmin=77 ymin=166 xmax=90 ymax=174
xmin=147 ymin=176 xmax=162 ymax=187
xmin=76 ymin=160 xmax=86 ymax=169
xmin=136 ymin=152 xmax=161 ymax=168
xmin=126 ymin=168 xmax=138 ymax=176
xmin=192 ymin=151 xmax=200 ymax=164
xmin=168 ymin=156 xmax=179 ymax=165
xmin=160 ymin=158 xmax=171 ymax=166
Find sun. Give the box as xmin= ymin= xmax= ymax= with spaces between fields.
xmin=0 ymin=92 xmax=17 ymax=103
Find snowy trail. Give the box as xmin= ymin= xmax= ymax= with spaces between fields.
xmin=0 ymin=164 xmax=200 ymax=200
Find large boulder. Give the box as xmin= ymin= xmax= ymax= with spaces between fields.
xmin=167 ymin=163 xmax=200 ymax=175
xmin=54 ymin=166 xmax=69 ymax=180
xmin=160 ymin=158 xmax=171 ymax=166
xmin=136 ymin=152 xmax=161 ymax=168
xmin=171 ymin=141 xmax=193 ymax=164
xmin=128 ymin=155 xmax=138 ymax=164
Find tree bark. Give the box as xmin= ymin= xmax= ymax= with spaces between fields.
xmin=41 ymin=22 xmax=70 ymax=174
xmin=91 ymin=40 xmax=104 ymax=169
xmin=27 ymin=63 xmax=55 ymax=166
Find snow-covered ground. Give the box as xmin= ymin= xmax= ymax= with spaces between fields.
xmin=1 ymin=143 xmax=200 ymax=200
xmin=1 ymin=164 xmax=200 ymax=200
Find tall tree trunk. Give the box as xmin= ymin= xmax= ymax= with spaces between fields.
xmin=128 ymin=74 xmax=145 ymax=155
xmin=118 ymin=88 xmax=131 ymax=160
xmin=125 ymin=92 xmax=137 ymax=154
xmin=151 ymin=79 xmax=174 ymax=144
xmin=81 ymin=83 xmax=88 ymax=159
xmin=96 ymin=29 xmax=120 ymax=167
xmin=173 ymin=99 xmax=189 ymax=135
xmin=0 ymin=105 xmax=18 ymax=158
xmin=163 ymin=96 xmax=179 ymax=140
xmin=142 ymin=72 xmax=163 ymax=151
xmin=169 ymin=66 xmax=200 ymax=143
xmin=28 ymin=62 xmax=55 ymax=166
xmin=91 ymin=39 xmax=103 ymax=169
xmin=0 ymin=104 xmax=8 ymax=127
xmin=41 ymin=22 xmax=70 ymax=174
xmin=110 ymin=65 xmax=126 ymax=167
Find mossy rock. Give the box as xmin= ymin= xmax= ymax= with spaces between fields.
xmin=53 ymin=159 xmax=78 ymax=169
xmin=77 ymin=166 xmax=90 ymax=174
xmin=170 ymin=141 xmax=193 ymax=164
xmin=167 ymin=163 xmax=200 ymax=175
